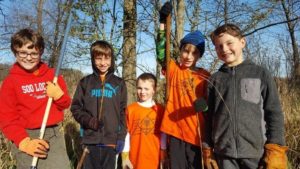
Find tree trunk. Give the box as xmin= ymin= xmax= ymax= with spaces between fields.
xmin=48 ymin=1 xmax=73 ymax=68
xmin=189 ymin=0 xmax=200 ymax=31
xmin=174 ymin=0 xmax=185 ymax=57
xmin=48 ymin=1 xmax=62 ymax=67
xmin=281 ymin=0 xmax=300 ymax=81
xmin=37 ymin=0 xmax=44 ymax=34
xmin=123 ymin=0 xmax=137 ymax=104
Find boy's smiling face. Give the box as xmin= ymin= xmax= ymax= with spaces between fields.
xmin=214 ymin=33 xmax=246 ymax=67
xmin=94 ymin=54 xmax=112 ymax=75
xmin=137 ymin=79 xmax=155 ymax=102
xmin=15 ymin=43 xmax=41 ymax=72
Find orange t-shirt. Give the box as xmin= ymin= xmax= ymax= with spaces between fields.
xmin=126 ymin=102 xmax=164 ymax=169
xmin=160 ymin=59 xmax=210 ymax=145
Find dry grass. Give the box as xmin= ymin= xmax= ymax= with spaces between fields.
xmin=277 ymin=79 xmax=300 ymax=169
xmin=0 ymin=135 xmax=15 ymax=169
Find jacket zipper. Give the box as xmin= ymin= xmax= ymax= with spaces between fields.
xmin=98 ymin=77 xmax=105 ymax=122
xmin=233 ymin=67 xmax=238 ymax=158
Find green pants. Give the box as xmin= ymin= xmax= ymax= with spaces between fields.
xmin=12 ymin=125 xmax=71 ymax=169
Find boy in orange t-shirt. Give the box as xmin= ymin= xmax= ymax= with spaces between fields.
xmin=157 ymin=2 xmax=211 ymax=169
xmin=121 ymin=73 xmax=167 ymax=169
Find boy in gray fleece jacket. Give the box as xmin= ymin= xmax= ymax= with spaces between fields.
xmin=203 ymin=23 xmax=288 ymax=169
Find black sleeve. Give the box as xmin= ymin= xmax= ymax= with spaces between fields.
xmin=117 ymin=80 xmax=128 ymax=141
xmin=70 ymin=79 xmax=93 ymax=129
xmin=203 ymin=78 xmax=214 ymax=148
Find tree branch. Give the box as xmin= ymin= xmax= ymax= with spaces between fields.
xmin=243 ymin=16 xmax=300 ymax=37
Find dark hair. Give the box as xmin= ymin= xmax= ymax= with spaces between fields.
xmin=90 ymin=40 xmax=115 ymax=73
xmin=137 ymin=73 xmax=157 ymax=89
xmin=11 ymin=28 xmax=45 ymax=55
xmin=210 ymin=23 xmax=243 ymax=45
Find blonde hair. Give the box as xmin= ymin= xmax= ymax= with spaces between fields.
xmin=137 ymin=73 xmax=157 ymax=89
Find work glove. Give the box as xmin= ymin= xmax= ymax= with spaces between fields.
xmin=261 ymin=143 xmax=288 ymax=169
xmin=159 ymin=2 xmax=172 ymax=23
xmin=121 ymin=152 xmax=133 ymax=169
xmin=116 ymin=140 xmax=125 ymax=154
xmin=19 ymin=137 xmax=49 ymax=158
xmin=203 ymin=147 xmax=219 ymax=169
xmin=82 ymin=116 xmax=102 ymax=131
xmin=46 ymin=81 xmax=64 ymax=100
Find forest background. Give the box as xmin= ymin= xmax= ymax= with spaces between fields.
xmin=0 ymin=0 xmax=299 ymax=168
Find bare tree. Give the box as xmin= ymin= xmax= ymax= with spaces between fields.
xmin=174 ymin=0 xmax=185 ymax=50
xmin=37 ymin=0 xmax=44 ymax=34
xmin=280 ymin=0 xmax=300 ymax=81
xmin=48 ymin=0 xmax=74 ymax=67
xmin=123 ymin=0 xmax=137 ymax=104
xmin=186 ymin=0 xmax=201 ymax=31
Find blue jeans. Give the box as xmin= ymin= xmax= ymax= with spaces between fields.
xmin=83 ymin=145 xmax=116 ymax=169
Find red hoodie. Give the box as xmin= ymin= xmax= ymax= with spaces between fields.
xmin=0 ymin=62 xmax=71 ymax=146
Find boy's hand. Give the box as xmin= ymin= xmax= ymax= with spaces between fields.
xmin=88 ymin=117 xmax=100 ymax=131
xmin=203 ymin=147 xmax=219 ymax=169
xmin=46 ymin=81 xmax=64 ymax=100
xmin=19 ymin=137 xmax=49 ymax=158
xmin=121 ymin=152 xmax=133 ymax=169
xmin=261 ymin=144 xmax=288 ymax=169
xmin=159 ymin=2 xmax=172 ymax=23
xmin=116 ymin=140 xmax=125 ymax=153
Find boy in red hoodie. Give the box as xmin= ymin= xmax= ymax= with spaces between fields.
xmin=0 ymin=28 xmax=71 ymax=169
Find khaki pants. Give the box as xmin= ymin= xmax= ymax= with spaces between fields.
xmin=12 ymin=125 xmax=71 ymax=169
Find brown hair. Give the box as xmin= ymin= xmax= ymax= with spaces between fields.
xmin=90 ymin=40 xmax=115 ymax=72
xmin=210 ymin=23 xmax=243 ymax=45
xmin=137 ymin=73 xmax=157 ymax=89
xmin=11 ymin=28 xmax=45 ymax=55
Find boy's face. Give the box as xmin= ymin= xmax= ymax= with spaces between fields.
xmin=137 ymin=79 xmax=155 ymax=102
xmin=15 ymin=43 xmax=41 ymax=72
xmin=179 ymin=44 xmax=200 ymax=69
xmin=214 ymin=33 xmax=246 ymax=67
xmin=94 ymin=54 xmax=111 ymax=75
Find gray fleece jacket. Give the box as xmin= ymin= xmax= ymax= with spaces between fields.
xmin=205 ymin=60 xmax=285 ymax=158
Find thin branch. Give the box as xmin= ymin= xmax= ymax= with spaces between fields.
xmin=243 ymin=16 xmax=300 ymax=37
